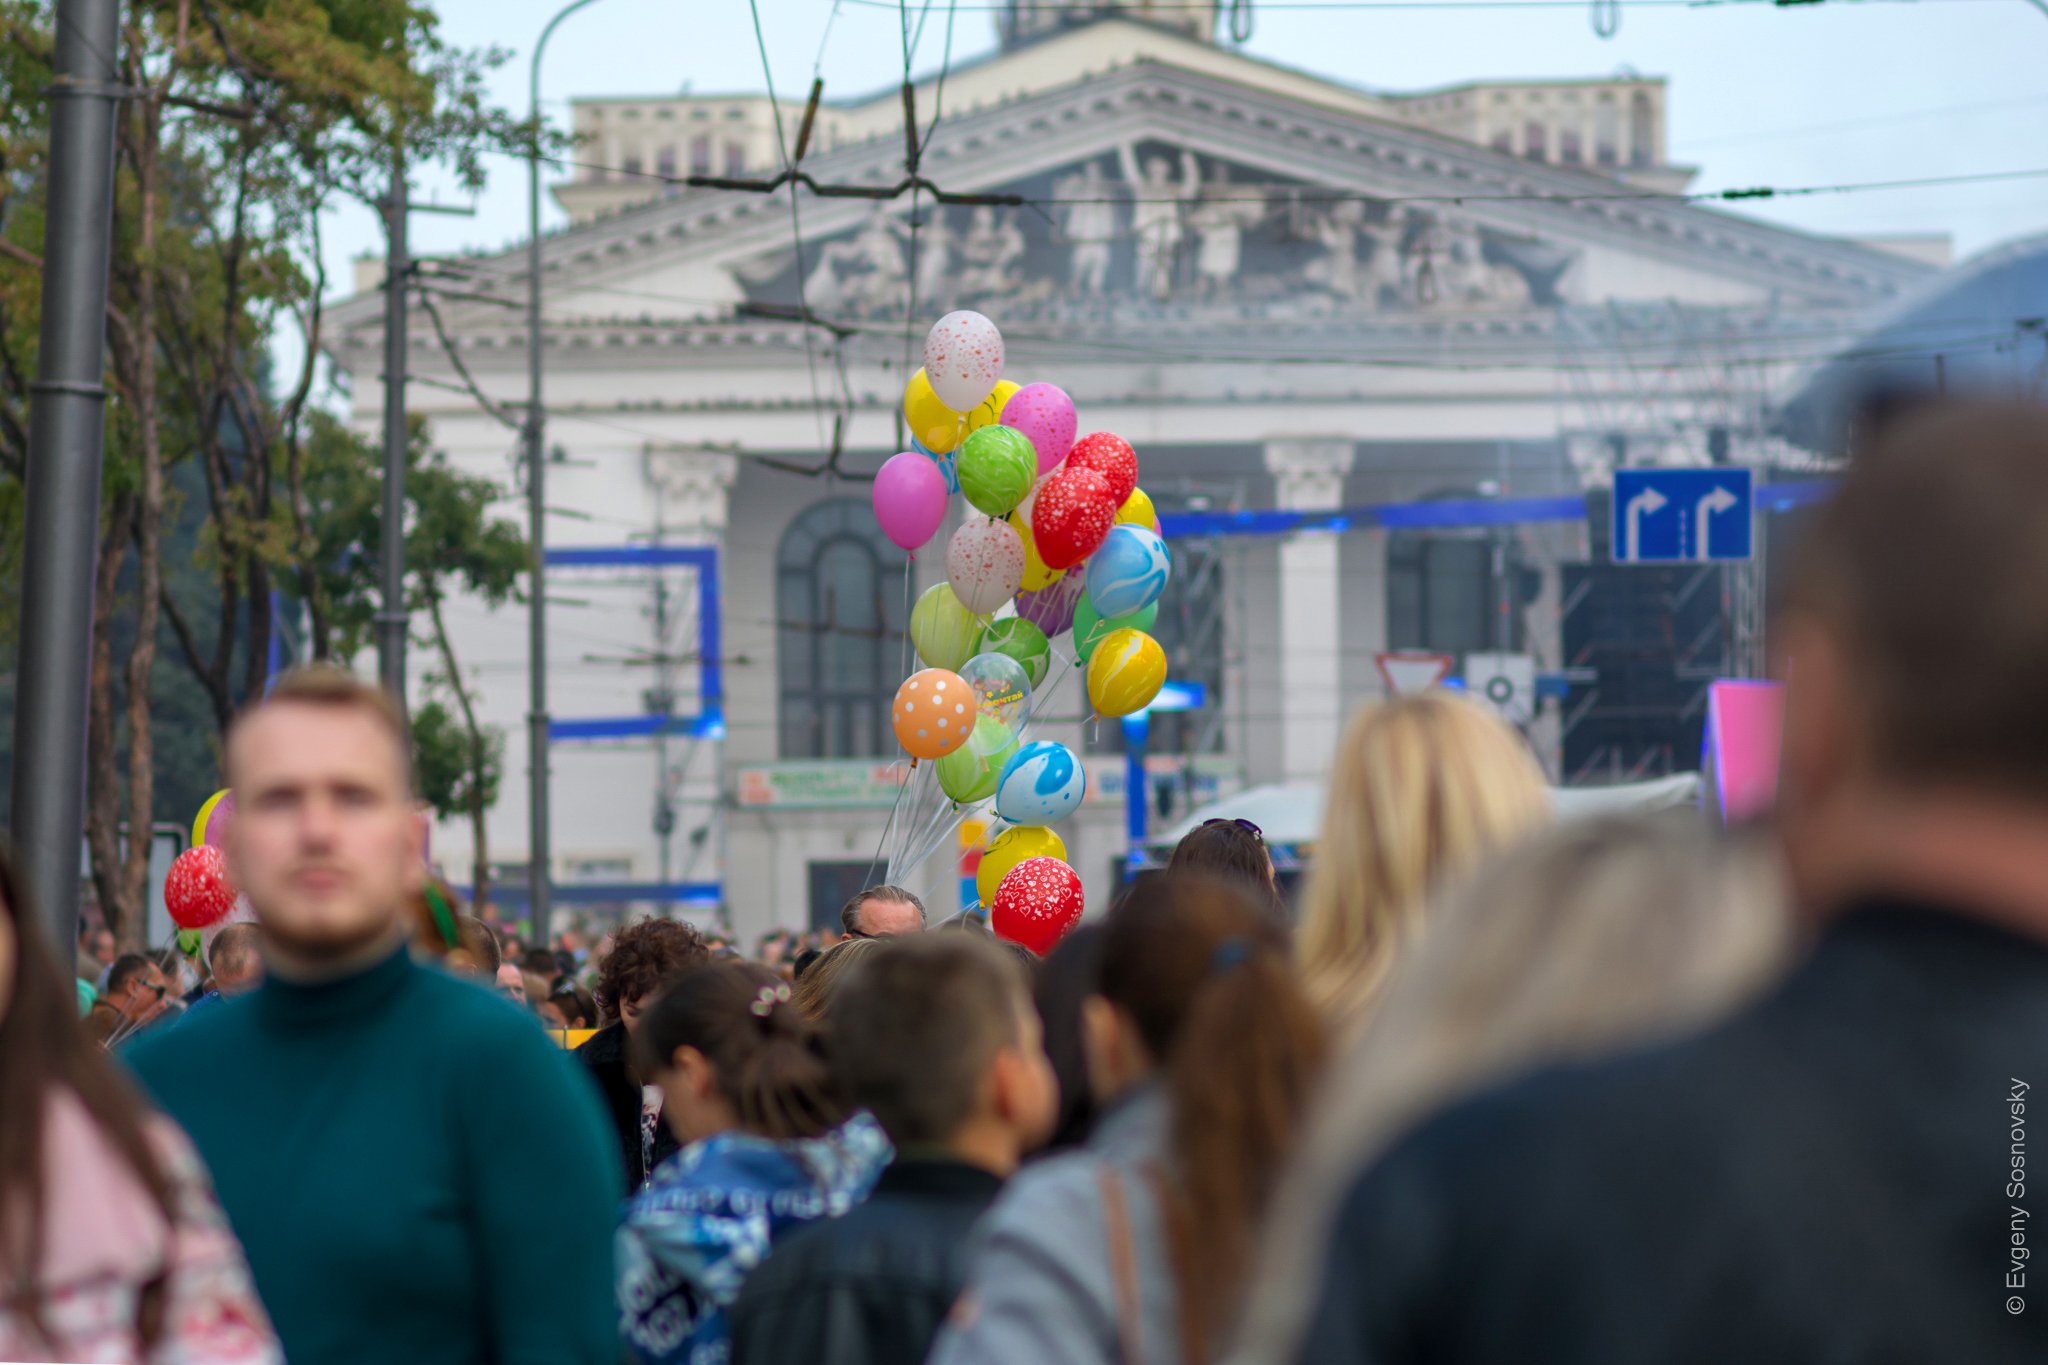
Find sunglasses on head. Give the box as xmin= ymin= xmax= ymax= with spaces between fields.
xmin=1200 ymin=818 xmax=1264 ymax=843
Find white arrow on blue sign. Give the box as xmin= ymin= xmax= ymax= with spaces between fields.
xmin=1611 ymin=468 xmax=1754 ymax=563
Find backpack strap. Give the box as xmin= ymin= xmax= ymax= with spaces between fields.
xmin=1098 ymin=1163 xmax=1144 ymax=1365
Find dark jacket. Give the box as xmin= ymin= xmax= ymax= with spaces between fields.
xmin=729 ymin=1157 xmax=1004 ymax=1365
xmin=1292 ymin=898 xmax=2048 ymax=1365
xmin=578 ymin=1021 xmax=678 ymax=1189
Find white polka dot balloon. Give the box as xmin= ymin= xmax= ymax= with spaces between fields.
xmin=923 ymin=311 xmax=1005 ymax=413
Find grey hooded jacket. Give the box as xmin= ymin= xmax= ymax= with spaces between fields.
xmin=927 ymin=1085 xmax=1181 ymax=1365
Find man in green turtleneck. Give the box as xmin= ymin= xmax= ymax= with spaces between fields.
xmin=129 ymin=667 xmax=621 ymax=1364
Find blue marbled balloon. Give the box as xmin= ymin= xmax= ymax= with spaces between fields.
xmin=994 ymin=740 xmax=1087 ymax=826
xmin=1085 ymin=525 xmax=1172 ymax=620
xmin=913 ymin=436 xmax=960 ymax=495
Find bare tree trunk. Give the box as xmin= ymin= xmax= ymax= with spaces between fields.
xmin=118 ymin=85 xmax=165 ymax=933
xmin=85 ymin=496 xmax=135 ymax=947
xmin=427 ymin=587 xmax=489 ymax=909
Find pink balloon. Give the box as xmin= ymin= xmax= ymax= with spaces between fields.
xmin=873 ymin=451 xmax=950 ymax=551
xmin=1001 ymin=383 xmax=1079 ymax=477
xmin=203 ymin=791 xmax=235 ymax=848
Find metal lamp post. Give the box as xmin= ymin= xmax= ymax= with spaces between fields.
xmin=527 ymin=0 xmax=606 ymax=948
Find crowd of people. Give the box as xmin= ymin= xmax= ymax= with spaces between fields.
xmin=3 ymin=397 xmax=2046 ymax=1362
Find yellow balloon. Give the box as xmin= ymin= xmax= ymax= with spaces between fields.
xmin=1008 ymin=506 xmax=1066 ymax=592
xmin=966 ymin=380 xmax=1023 ymax=435
xmin=904 ymin=368 xmax=968 ymax=455
xmin=191 ymin=788 xmax=230 ymax=848
xmin=1087 ymin=628 xmax=1167 ymax=718
xmin=1115 ymin=487 xmax=1159 ymax=532
xmin=977 ymin=825 xmax=1068 ymax=906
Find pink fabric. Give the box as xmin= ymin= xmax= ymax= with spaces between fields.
xmin=0 ymin=1090 xmax=281 ymax=1364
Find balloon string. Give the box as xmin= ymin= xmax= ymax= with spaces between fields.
xmin=1021 ymin=655 xmax=1076 ymax=735
xmin=892 ymin=796 xmax=964 ymax=884
xmin=889 ymin=761 xmax=942 ymax=873
xmin=899 ymin=559 xmax=915 ymax=681
xmin=867 ymin=761 xmax=917 ymax=889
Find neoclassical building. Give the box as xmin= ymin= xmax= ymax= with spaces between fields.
xmin=327 ymin=2 xmax=1939 ymax=937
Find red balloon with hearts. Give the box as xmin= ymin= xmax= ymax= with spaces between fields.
xmin=1064 ymin=433 xmax=1139 ymax=506
xmin=1030 ymin=466 xmax=1119 ymax=571
xmin=992 ymin=856 xmax=1085 ymax=955
xmin=165 ymin=844 xmax=238 ymax=931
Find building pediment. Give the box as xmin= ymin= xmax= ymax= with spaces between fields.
xmin=327 ymin=57 xmax=1931 ymax=359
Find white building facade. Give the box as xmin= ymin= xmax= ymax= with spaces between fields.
xmin=327 ymin=8 xmax=1935 ymax=939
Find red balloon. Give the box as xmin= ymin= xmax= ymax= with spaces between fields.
xmin=1065 ymin=433 xmax=1138 ymax=506
xmin=1031 ymin=466 xmax=1119 ymax=571
xmin=992 ymin=856 xmax=1085 ymax=955
xmin=165 ymin=844 xmax=238 ymax=930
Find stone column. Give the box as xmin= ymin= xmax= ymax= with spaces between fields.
xmin=645 ymin=446 xmax=738 ymax=540
xmin=1264 ymin=439 xmax=1355 ymax=785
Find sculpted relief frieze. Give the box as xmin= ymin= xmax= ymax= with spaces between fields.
xmin=728 ymin=142 xmax=1582 ymax=324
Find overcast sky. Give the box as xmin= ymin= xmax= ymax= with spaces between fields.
xmin=324 ymin=0 xmax=2048 ymax=304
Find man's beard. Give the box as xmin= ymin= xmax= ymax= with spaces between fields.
xmin=257 ymin=901 xmax=403 ymax=967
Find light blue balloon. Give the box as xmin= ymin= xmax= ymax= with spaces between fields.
xmin=994 ymin=740 xmax=1087 ymax=826
xmin=1085 ymin=525 xmax=1172 ymax=620
xmin=913 ymin=436 xmax=960 ymax=495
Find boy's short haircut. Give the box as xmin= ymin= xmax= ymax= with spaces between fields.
xmin=826 ymin=934 xmax=1032 ymax=1147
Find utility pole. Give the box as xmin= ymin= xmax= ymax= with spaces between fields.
xmin=378 ymin=155 xmax=411 ymax=713
xmin=10 ymin=0 xmax=125 ymax=950
xmin=527 ymin=0 xmax=606 ymax=948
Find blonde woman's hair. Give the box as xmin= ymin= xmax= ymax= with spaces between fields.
xmin=1231 ymin=815 xmax=1792 ymax=1365
xmin=1296 ymin=694 xmax=1551 ymax=1027
xmin=790 ymin=936 xmax=884 ymax=1024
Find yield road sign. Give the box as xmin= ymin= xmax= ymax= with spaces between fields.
xmin=1376 ymin=650 xmax=1456 ymax=697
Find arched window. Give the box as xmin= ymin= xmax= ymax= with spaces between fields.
xmin=1595 ymin=101 xmax=1620 ymax=166
xmin=1523 ymin=121 xmax=1547 ymax=162
xmin=777 ymin=499 xmax=909 ymax=758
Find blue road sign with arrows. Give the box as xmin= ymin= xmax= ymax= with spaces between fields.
xmin=1611 ymin=468 xmax=1754 ymax=563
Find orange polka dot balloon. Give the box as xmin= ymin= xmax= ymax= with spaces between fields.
xmin=991 ymin=856 xmax=1085 ymax=955
xmin=892 ymin=668 xmax=976 ymax=761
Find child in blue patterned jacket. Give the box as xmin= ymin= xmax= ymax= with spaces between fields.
xmin=616 ymin=960 xmax=889 ymax=1365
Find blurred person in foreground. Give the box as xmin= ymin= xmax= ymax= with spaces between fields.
xmin=840 ymin=884 xmax=926 ymax=938
xmin=1279 ymin=400 xmax=2048 ymax=1364
xmin=125 ymin=666 xmax=621 ymax=1364
xmin=0 ymin=845 xmax=281 ymax=1362
xmin=1296 ymin=694 xmax=1550 ymax=1038
xmin=1231 ymin=815 xmax=1789 ymax=1364
xmin=580 ymin=916 xmax=713 ymax=1190
xmin=1030 ymin=922 xmax=1107 ymax=1154
xmin=730 ymin=935 xmax=1057 ymax=1365
xmin=929 ymin=875 xmax=1326 ymax=1365
xmin=789 ymin=935 xmax=883 ymax=1023
xmin=617 ymin=960 xmax=890 ymax=1365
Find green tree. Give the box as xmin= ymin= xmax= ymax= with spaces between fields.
xmin=0 ymin=0 xmax=542 ymax=945
xmin=300 ymin=410 xmax=525 ymax=906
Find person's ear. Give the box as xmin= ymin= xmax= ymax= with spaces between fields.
xmin=671 ymin=1045 xmax=717 ymax=1101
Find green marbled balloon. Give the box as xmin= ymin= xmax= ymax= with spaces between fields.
xmin=977 ymin=615 xmax=1051 ymax=687
xmin=956 ymin=425 xmax=1037 ymax=518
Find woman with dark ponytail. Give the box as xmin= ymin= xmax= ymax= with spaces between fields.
xmin=615 ymin=960 xmax=890 ymax=1365
xmin=930 ymin=875 xmax=1326 ymax=1365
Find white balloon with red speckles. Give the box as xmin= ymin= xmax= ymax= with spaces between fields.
xmin=945 ymin=518 xmax=1027 ymax=615
xmin=923 ymin=311 xmax=1005 ymax=413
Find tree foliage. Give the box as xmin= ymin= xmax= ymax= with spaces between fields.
xmin=0 ymin=0 xmax=539 ymax=944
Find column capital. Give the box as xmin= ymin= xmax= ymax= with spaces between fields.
xmin=644 ymin=446 xmax=738 ymax=536
xmin=1263 ymin=439 xmax=1355 ymax=511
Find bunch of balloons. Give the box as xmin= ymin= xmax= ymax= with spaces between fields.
xmin=872 ymin=310 xmax=1183 ymax=954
